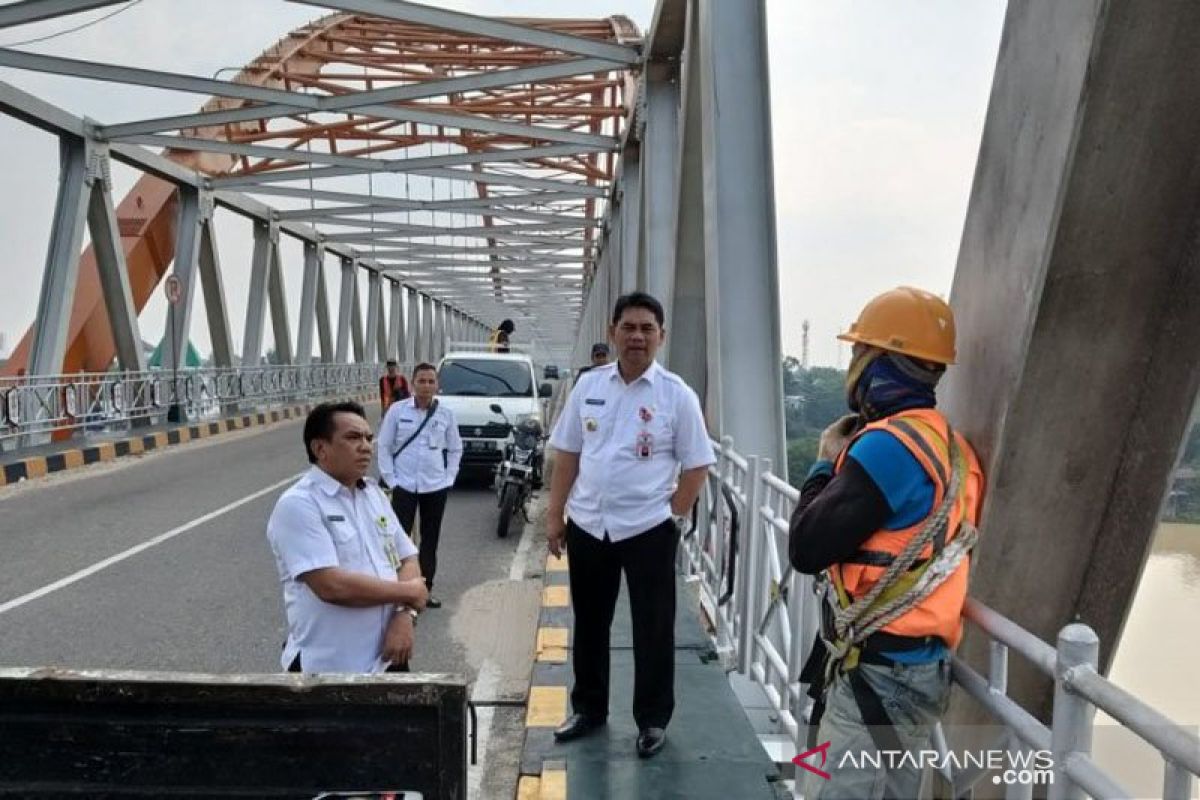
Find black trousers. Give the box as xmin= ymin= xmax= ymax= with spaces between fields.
xmin=566 ymin=518 xmax=679 ymax=730
xmin=391 ymin=487 xmax=449 ymax=590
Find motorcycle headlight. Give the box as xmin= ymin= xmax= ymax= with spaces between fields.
xmin=514 ymin=412 xmax=541 ymax=426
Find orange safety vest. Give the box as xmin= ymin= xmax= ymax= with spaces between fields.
xmin=831 ymin=408 xmax=984 ymax=649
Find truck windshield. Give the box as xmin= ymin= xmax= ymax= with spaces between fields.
xmin=439 ymin=359 xmax=533 ymax=397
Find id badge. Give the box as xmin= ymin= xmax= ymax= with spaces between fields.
xmin=635 ymin=431 xmax=653 ymax=460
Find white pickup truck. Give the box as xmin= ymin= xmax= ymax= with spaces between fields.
xmin=436 ymin=347 xmax=553 ymax=473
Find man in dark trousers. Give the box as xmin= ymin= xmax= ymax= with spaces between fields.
xmin=546 ymin=292 xmax=715 ymax=758
xmin=377 ymin=363 xmax=462 ymax=609
xmin=379 ymin=359 xmax=410 ymax=416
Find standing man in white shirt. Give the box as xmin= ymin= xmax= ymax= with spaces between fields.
xmin=546 ymin=292 xmax=716 ymax=759
xmin=266 ymin=401 xmax=428 ymax=673
xmin=377 ymin=362 xmax=463 ymax=609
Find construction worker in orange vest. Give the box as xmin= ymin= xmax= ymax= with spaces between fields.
xmin=789 ymin=287 xmax=984 ymax=799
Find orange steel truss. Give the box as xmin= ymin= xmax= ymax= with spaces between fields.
xmin=3 ymin=11 xmax=637 ymax=377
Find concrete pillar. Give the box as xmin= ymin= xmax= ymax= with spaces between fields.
xmin=420 ymin=293 xmax=433 ymax=363
xmin=88 ymin=149 xmax=146 ymax=373
xmin=405 ymin=285 xmax=419 ymax=364
xmin=296 ymin=241 xmax=322 ymax=364
xmin=388 ymin=281 xmax=403 ymax=362
xmin=943 ymin=0 xmax=1200 ymax=718
xmin=640 ymin=63 xmax=681 ymax=322
xmin=313 ymin=249 xmax=333 ymax=364
xmin=618 ymin=149 xmax=642 ymax=295
xmin=265 ymin=230 xmax=292 ymax=366
xmin=349 ymin=268 xmax=364 ymax=363
xmin=242 ymin=221 xmax=273 ymax=367
xmin=431 ymin=299 xmax=445 ymax=362
xmin=364 ymin=271 xmax=384 ymax=364
xmin=28 ymin=136 xmax=90 ymax=379
xmin=197 ymin=213 xmax=235 ymax=368
xmin=697 ymin=0 xmax=784 ymax=471
xmin=667 ymin=0 xmax=708 ymax=391
xmin=334 ymin=257 xmax=354 ymax=364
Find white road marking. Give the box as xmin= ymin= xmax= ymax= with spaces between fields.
xmin=509 ymin=510 xmax=536 ymax=581
xmin=0 ymin=472 xmax=301 ymax=617
xmin=466 ymin=658 xmax=503 ymax=799
xmin=471 ymin=495 xmax=545 ymax=796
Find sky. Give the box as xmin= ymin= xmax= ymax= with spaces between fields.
xmin=0 ymin=0 xmax=1007 ymax=368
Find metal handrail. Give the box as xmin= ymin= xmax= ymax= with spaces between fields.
xmin=681 ymin=435 xmax=1200 ymax=799
xmin=1 ymin=363 xmax=382 ymax=447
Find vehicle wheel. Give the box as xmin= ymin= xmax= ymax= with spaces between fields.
xmin=497 ymin=483 xmax=519 ymax=538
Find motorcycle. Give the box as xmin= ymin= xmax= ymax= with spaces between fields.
xmin=489 ymin=403 xmax=545 ymax=538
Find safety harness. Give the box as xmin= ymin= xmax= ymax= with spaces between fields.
xmin=818 ymin=422 xmax=977 ymax=679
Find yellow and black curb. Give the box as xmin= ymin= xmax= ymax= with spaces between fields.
xmin=516 ymin=552 xmax=573 ymax=799
xmin=0 ymin=393 xmax=373 ymax=488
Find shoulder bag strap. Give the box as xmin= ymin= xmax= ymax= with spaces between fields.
xmin=391 ymin=400 xmax=439 ymax=459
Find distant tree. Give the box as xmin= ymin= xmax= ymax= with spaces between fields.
xmin=787 ymin=435 xmax=819 ymax=488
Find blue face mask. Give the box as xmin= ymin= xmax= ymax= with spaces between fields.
xmin=849 ymin=353 xmax=941 ymax=421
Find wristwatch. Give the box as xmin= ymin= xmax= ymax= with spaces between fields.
xmin=672 ymin=513 xmax=691 ymax=533
xmin=398 ymin=605 xmax=419 ymax=623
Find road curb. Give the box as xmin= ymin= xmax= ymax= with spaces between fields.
xmin=517 ymin=551 xmax=572 ymax=797
xmin=0 ymin=393 xmax=375 ymax=488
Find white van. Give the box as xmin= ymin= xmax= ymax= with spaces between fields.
xmin=436 ymin=346 xmax=552 ymax=472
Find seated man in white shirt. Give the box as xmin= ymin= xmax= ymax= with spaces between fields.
xmin=377 ymin=363 xmax=463 ymax=609
xmin=266 ymin=401 xmax=428 ymax=673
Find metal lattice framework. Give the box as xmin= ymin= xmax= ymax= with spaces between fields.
xmin=0 ymin=1 xmax=640 ymax=377
xmin=0 ymin=0 xmax=787 ymax=481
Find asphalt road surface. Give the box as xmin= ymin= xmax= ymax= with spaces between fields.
xmin=0 ymin=403 xmax=554 ymax=798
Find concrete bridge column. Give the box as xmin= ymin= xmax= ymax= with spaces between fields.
xmin=334 ymin=257 xmax=355 ymax=364
xmin=419 ymin=293 xmax=433 ymax=363
xmin=242 ymin=220 xmax=290 ymax=367
xmin=364 ymin=271 xmax=384 ymax=365
xmin=694 ymin=0 xmax=784 ymax=470
xmin=405 ymin=285 xmax=418 ymax=365
xmin=943 ymin=0 xmax=1200 ymax=716
xmin=430 ymin=299 xmax=445 ymax=362
xmin=618 ymin=148 xmax=642 ymax=295
xmin=295 ymin=241 xmax=324 ymax=365
xmin=640 ymin=62 xmax=681 ymax=324
xmin=387 ymin=280 xmax=402 ymax=362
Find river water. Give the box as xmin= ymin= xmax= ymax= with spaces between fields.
xmin=1092 ymin=522 xmax=1200 ymax=797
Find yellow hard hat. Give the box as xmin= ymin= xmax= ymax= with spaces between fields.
xmin=837 ymin=286 xmax=957 ymax=364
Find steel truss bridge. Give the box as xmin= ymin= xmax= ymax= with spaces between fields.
xmin=0 ymin=0 xmax=783 ymax=478
xmin=2 ymin=1 xmax=1200 ymax=798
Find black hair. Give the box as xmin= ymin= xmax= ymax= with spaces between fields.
xmin=412 ymin=362 xmax=438 ymax=377
xmin=611 ymin=292 xmax=665 ymax=327
xmin=303 ymin=401 xmax=366 ymax=464
xmin=385 ymin=359 xmax=398 ymax=367
xmin=498 ymin=319 xmax=515 ymax=334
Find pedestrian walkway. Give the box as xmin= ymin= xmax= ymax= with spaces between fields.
xmin=520 ymin=554 xmax=783 ymax=799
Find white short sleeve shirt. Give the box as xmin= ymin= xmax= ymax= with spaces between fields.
xmin=549 ymin=361 xmax=716 ymax=541
xmin=266 ymin=466 xmax=418 ymax=673
xmin=376 ymin=398 xmax=463 ymax=493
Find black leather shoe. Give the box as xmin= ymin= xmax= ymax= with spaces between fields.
xmin=636 ymin=727 xmax=666 ymax=758
xmin=553 ymin=713 xmax=605 ymax=742
xmin=425 ymin=596 xmax=442 ymax=609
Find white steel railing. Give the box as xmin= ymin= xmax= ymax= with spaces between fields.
xmin=680 ymin=436 xmax=1200 ymax=799
xmin=0 ymin=364 xmax=380 ymax=447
